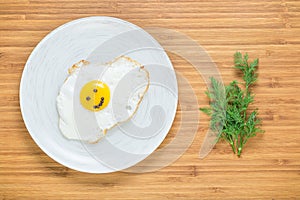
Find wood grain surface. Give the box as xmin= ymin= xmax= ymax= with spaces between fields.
xmin=1 ymin=0 xmax=300 ymax=199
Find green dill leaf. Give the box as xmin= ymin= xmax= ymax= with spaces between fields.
xmin=234 ymin=52 xmax=243 ymax=66
xmin=199 ymin=107 xmax=212 ymax=116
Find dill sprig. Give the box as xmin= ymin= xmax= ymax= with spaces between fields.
xmin=200 ymin=52 xmax=264 ymax=156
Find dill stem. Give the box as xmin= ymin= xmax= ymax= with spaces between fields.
xmin=230 ymin=142 xmax=236 ymax=154
xmin=228 ymin=136 xmax=236 ymax=154
xmin=237 ymin=137 xmax=243 ymax=156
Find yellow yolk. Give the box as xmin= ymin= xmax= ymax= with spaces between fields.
xmin=80 ymin=80 xmax=110 ymax=112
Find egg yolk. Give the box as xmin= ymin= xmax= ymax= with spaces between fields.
xmin=80 ymin=80 xmax=110 ymax=112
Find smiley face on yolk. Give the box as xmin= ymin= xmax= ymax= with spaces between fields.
xmin=80 ymin=80 xmax=110 ymax=112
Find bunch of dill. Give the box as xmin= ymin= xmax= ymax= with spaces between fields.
xmin=200 ymin=52 xmax=264 ymax=156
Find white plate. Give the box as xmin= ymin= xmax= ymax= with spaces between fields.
xmin=20 ymin=17 xmax=178 ymax=173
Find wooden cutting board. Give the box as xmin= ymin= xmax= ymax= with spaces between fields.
xmin=1 ymin=0 xmax=299 ymax=199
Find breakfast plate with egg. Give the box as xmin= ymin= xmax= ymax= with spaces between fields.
xmin=20 ymin=17 xmax=178 ymax=173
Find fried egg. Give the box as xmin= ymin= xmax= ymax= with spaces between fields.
xmin=56 ymin=56 xmax=150 ymax=143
